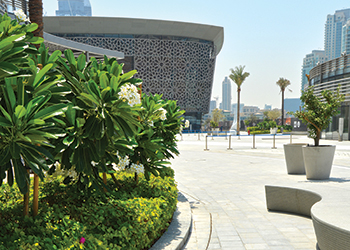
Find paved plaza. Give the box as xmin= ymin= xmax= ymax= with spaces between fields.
xmin=171 ymin=133 xmax=350 ymax=250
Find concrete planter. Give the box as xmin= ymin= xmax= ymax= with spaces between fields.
xmin=302 ymin=145 xmax=336 ymax=180
xmin=283 ymin=143 xmax=308 ymax=174
xmin=270 ymin=127 xmax=277 ymax=134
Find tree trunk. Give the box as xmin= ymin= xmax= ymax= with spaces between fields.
xmin=33 ymin=173 xmax=39 ymax=216
xmin=315 ymin=130 xmax=321 ymax=146
xmin=23 ymin=170 xmax=30 ymax=216
xmin=237 ymin=88 xmax=241 ymax=135
xmin=281 ymin=90 xmax=284 ymax=126
xmin=28 ymin=0 xmax=43 ymax=47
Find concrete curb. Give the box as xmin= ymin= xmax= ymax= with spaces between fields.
xmin=150 ymin=192 xmax=192 ymax=250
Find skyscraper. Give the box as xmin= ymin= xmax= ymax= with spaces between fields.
xmin=209 ymin=100 xmax=217 ymax=113
xmin=324 ymin=8 xmax=350 ymax=60
xmin=222 ymin=76 xmax=231 ymax=111
xmin=301 ymin=50 xmax=327 ymax=91
xmin=56 ymin=0 xmax=92 ymax=16
xmin=342 ymin=20 xmax=350 ymax=54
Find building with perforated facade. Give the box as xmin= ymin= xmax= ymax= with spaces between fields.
xmin=43 ymin=16 xmax=224 ymax=130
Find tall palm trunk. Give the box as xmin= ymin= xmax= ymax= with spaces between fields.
xmin=28 ymin=0 xmax=43 ymax=39
xmin=281 ymin=90 xmax=284 ymax=126
xmin=237 ymin=87 xmax=241 ymax=135
xmin=27 ymin=0 xmax=44 ymax=216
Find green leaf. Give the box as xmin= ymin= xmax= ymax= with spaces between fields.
xmin=110 ymin=75 xmax=119 ymax=92
xmin=77 ymin=53 xmax=86 ymax=71
xmin=64 ymin=49 xmax=76 ymax=66
xmin=96 ymin=135 xmax=107 ymax=157
xmin=33 ymin=63 xmax=53 ymax=88
xmin=0 ymin=105 xmax=12 ymax=123
xmin=5 ymin=78 xmax=16 ymax=112
xmin=0 ymin=61 xmax=18 ymax=74
xmin=0 ymin=117 xmax=12 ymax=127
xmin=79 ymin=93 xmax=100 ymax=106
xmin=120 ymin=70 xmax=137 ymax=82
xmin=7 ymin=165 xmax=14 ymax=187
xmin=27 ymin=36 xmax=44 ymax=44
xmin=13 ymin=158 xmax=29 ymax=193
xmin=25 ymin=23 xmax=38 ymax=32
xmin=47 ymin=50 xmax=62 ymax=63
xmin=14 ymin=105 xmax=27 ymax=120
xmin=100 ymin=72 xmax=109 ymax=89
xmin=33 ymin=103 xmax=68 ymax=120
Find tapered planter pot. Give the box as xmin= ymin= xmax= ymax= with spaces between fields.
xmin=302 ymin=145 xmax=336 ymax=180
xmin=283 ymin=143 xmax=308 ymax=174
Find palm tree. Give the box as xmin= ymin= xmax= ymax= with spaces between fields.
xmin=276 ymin=77 xmax=291 ymax=126
xmin=229 ymin=65 xmax=250 ymax=135
xmin=28 ymin=0 xmax=43 ymax=39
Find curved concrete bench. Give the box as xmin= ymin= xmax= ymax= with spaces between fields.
xmin=265 ymin=185 xmax=350 ymax=250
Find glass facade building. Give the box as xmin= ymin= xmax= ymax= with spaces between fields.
xmin=324 ymin=8 xmax=350 ymax=60
xmin=56 ymin=0 xmax=92 ymax=16
xmin=301 ymin=50 xmax=327 ymax=92
xmin=222 ymin=76 xmax=231 ymax=111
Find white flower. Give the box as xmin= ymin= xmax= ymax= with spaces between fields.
xmin=118 ymin=84 xmax=141 ymax=107
xmin=159 ymin=107 xmax=167 ymax=121
xmin=148 ymin=120 xmax=154 ymax=127
xmin=127 ymin=162 xmax=144 ymax=174
xmin=185 ymin=120 xmax=190 ymax=128
xmin=14 ymin=9 xmax=29 ymax=22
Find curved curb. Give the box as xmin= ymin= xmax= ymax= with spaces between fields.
xmin=150 ymin=192 xmax=192 ymax=250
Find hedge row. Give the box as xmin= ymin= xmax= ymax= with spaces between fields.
xmin=0 ymin=172 xmax=178 ymax=250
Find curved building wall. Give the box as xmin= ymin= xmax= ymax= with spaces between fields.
xmin=44 ymin=16 xmax=224 ymax=130
xmin=309 ymin=54 xmax=350 ymax=140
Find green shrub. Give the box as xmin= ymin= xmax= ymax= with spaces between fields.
xmin=250 ymin=130 xmax=270 ymax=134
xmin=0 ymin=172 xmax=178 ymax=249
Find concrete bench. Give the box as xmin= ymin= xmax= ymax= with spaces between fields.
xmin=265 ymin=185 xmax=350 ymax=250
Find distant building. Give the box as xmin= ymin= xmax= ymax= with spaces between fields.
xmin=222 ymin=77 xmax=231 ymax=111
xmin=56 ymin=0 xmax=92 ymax=16
xmin=242 ymin=106 xmax=259 ymax=114
xmin=232 ymin=103 xmax=244 ymax=114
xmin=324 ymin=8 xmax=350 ymax=60
xmin=301 ymin=50 xmax=327 ymax=92
xmin=209 ymin=100 xmax=217 ymax=113
xmin=264 ymin=104 xmax=272 ymax=110
xmin=342 ymin=20 xmax=350 ymax=54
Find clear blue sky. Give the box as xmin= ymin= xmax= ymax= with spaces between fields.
xmin=42 ymin=0 xmax=350 ymax=109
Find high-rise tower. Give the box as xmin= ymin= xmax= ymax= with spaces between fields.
xmin=56 ymin=0 xmax=92 ymax=16
xmin=342 ymin=20 xmax=350 ymax=54
xmin=222 ymin=76 xmax=231 ymax=111
xmin=301 ymin=50 xmax=327 ymax=91
xmin=324 ymin=8 xmax=350 ymax=60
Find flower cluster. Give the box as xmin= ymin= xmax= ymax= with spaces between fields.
xmin=44 ymin=162 xmax=78 ymax=182
xmin=13 ymin=9 xmax=29 ymax=23
xmin=118 ymin=83 xmax=141 ymax=107
xmin=112 ymin=154 xmax=130 ymax=171
xmin=127 ymin=162 xmax=145 ymax=174
xmin=159 ymin=107 xmax=167 ymax=120
xmin=185 ymin=120 xmax=190 ymax=128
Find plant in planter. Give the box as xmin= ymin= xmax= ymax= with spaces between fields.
xmin=290 ymin=86 xmax=344 ymax=179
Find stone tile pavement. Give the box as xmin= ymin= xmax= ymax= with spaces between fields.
xmin=171 ymin=133 xmax=350 ymax=250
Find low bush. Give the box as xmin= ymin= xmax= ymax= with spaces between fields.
xmin=0 ymin=172 xmax=178 ymax=250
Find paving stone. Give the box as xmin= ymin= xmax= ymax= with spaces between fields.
xmin=176 ymin=134 xmax=350 ymax=249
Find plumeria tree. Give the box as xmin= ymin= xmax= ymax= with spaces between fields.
xmin=0 ymin=11 xmax=185 ymax=218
